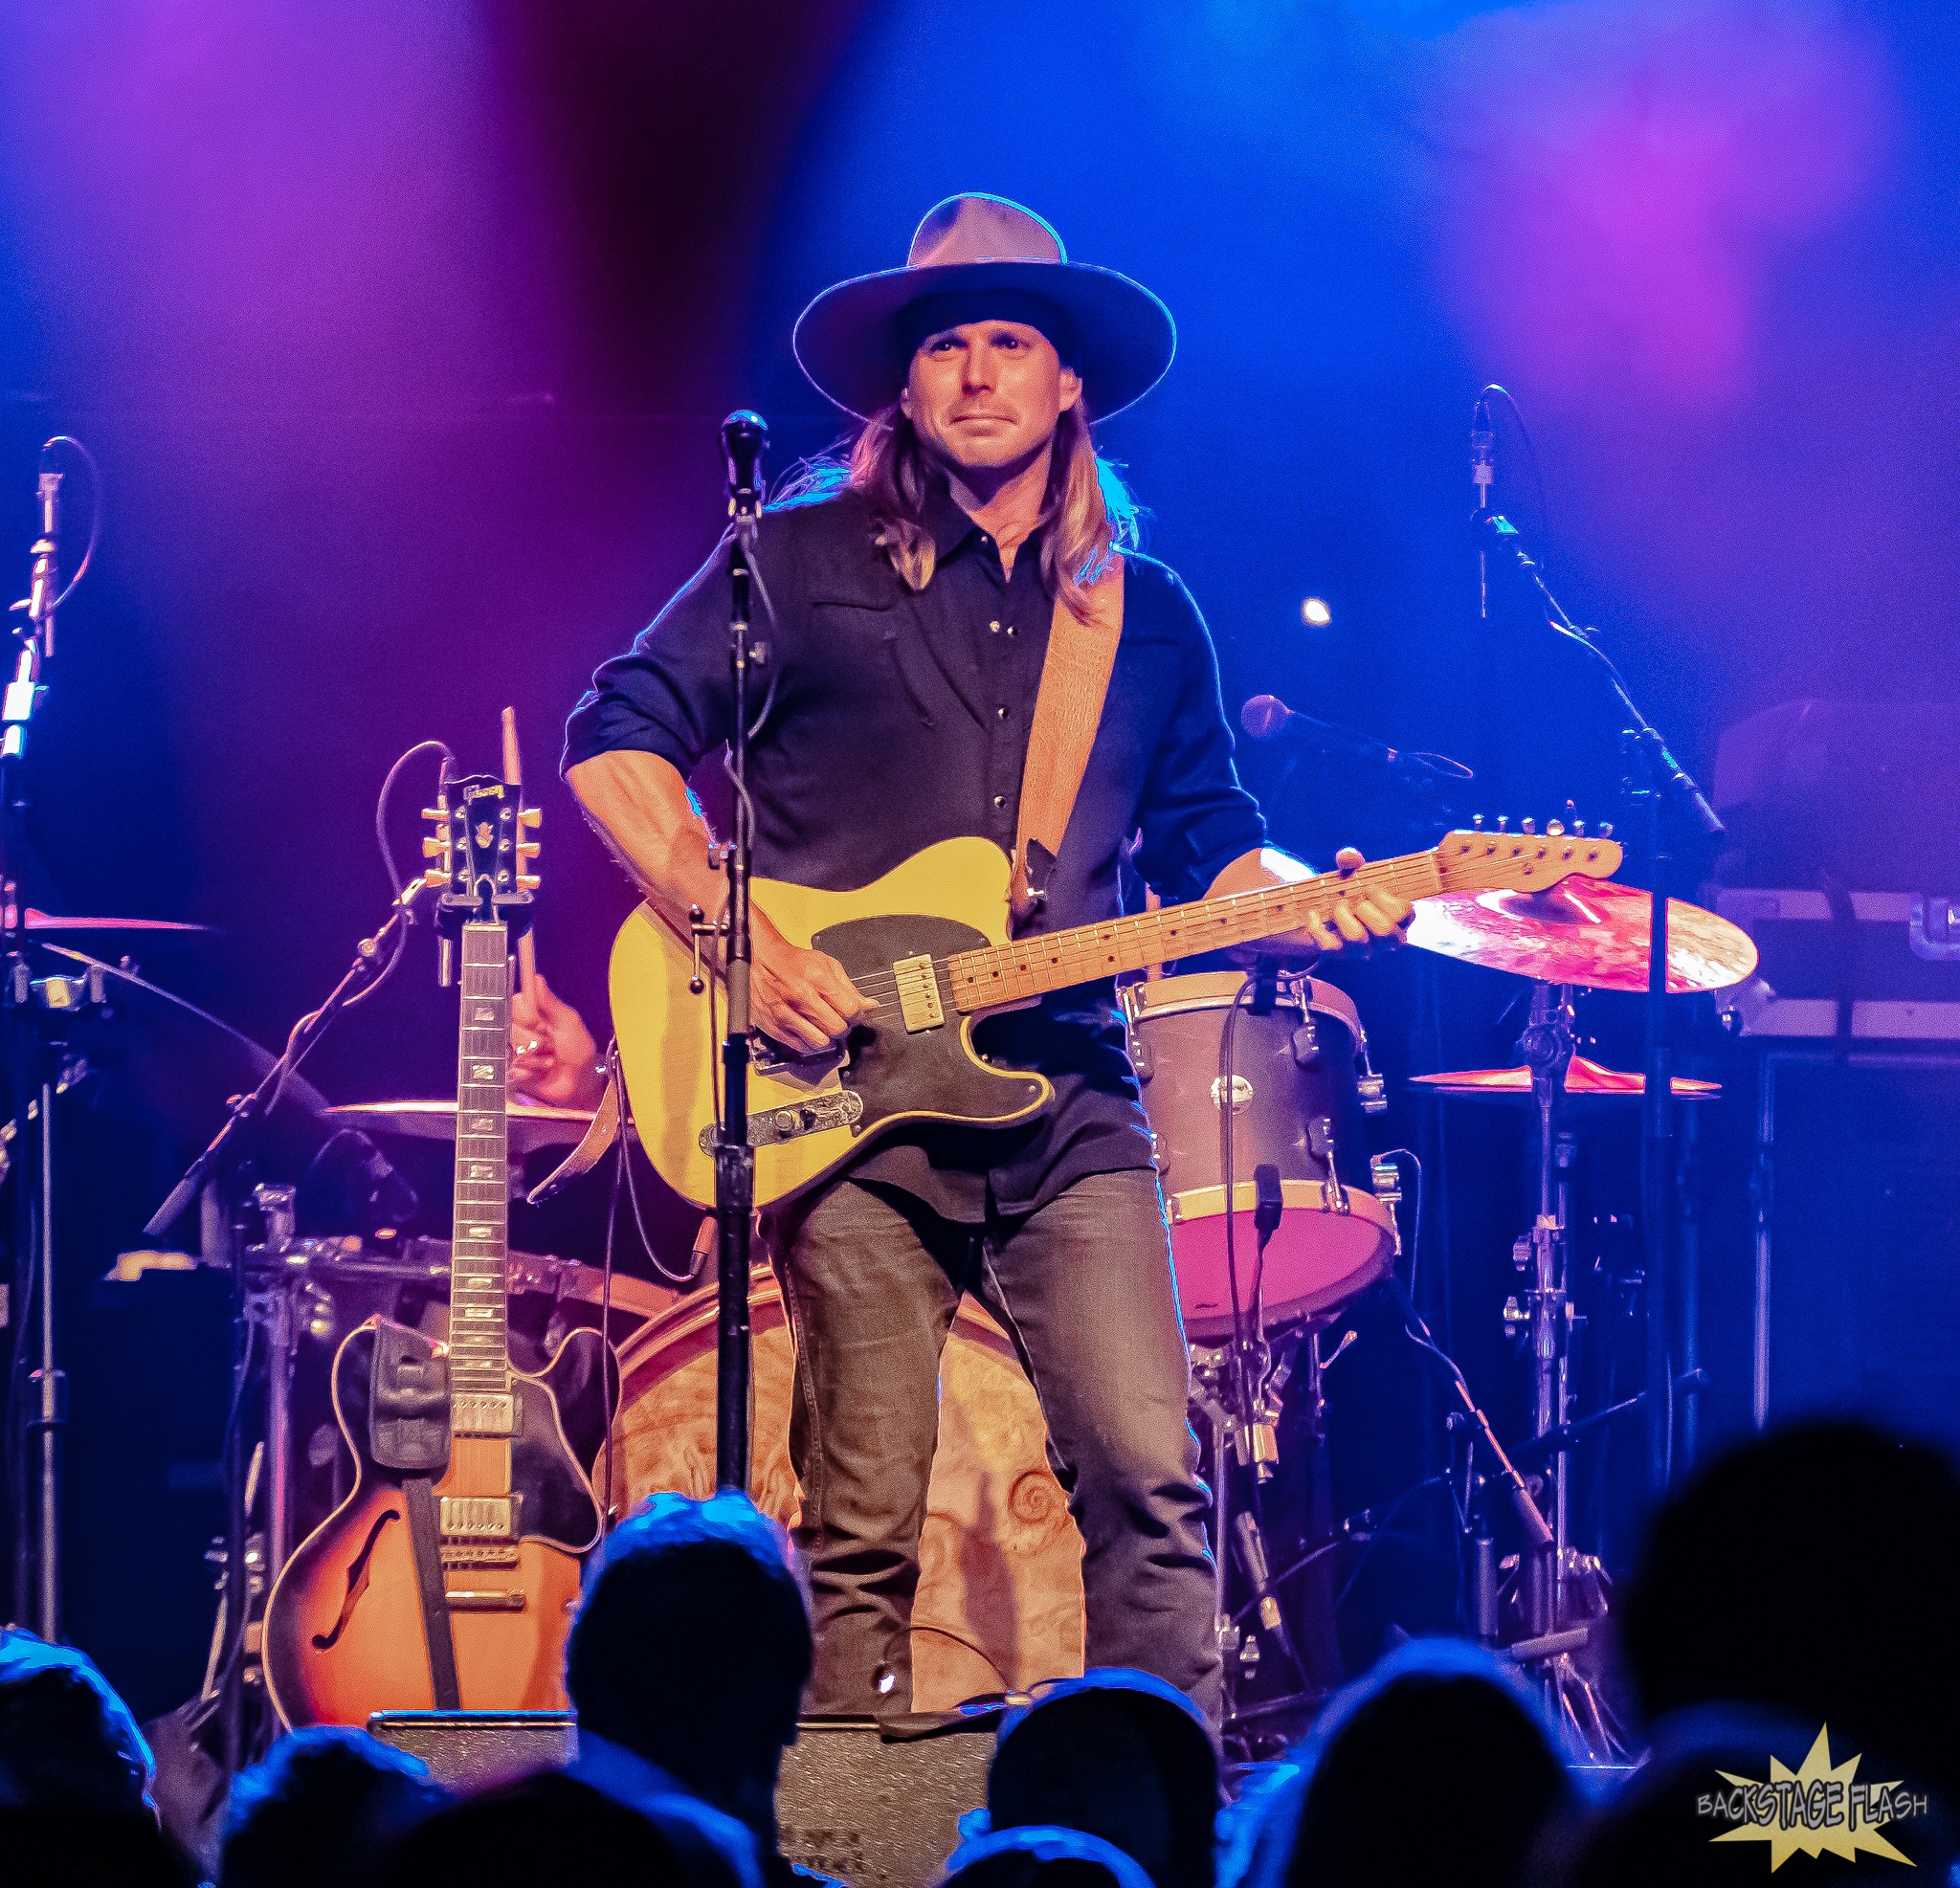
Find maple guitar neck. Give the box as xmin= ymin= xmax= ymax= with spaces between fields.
xmin=449 ymin=921 xmax=513 ymax=1400
xmin=946 ymin=850 xmax=1446 ymax=1012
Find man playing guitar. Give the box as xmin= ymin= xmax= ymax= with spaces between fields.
xmin=544 ymin=195 xmax=1413 ymax=1721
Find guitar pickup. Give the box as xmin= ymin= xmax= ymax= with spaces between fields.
xmin=439 ymin=1496 xmax=514 ymax=1540
xmin=697 ymin=1087 xmax=864 ymax=1154
xmin=893 ymin=955 xmax=945 ymax=1033
xmin=450 ymin=1394 xmax=515 ymax=1436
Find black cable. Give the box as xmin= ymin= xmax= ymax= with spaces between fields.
xmin=1476 ymin=385 xmax=1551 ymax=576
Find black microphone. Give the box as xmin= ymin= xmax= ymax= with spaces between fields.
xmin=721 ymin=410 xmax=768 ymax=522
xmin=1240 ymin=695 xmax=1473 ymax=784
xmin=1472 ymin=391 xmax=1497 ymax=620
xmin=27 ymin=450 xmax=60 ymax=656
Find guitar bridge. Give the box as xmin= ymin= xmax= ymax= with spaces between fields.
xmin=698 ymin=1086 xmax=864 ymax=1154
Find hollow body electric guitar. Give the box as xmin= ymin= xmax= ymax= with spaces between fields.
xmin=264 ymin=775 xmax=612 ymax=1727
xmin=612 ymin=824 xmax=1625 ymax=1210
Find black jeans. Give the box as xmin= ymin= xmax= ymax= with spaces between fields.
xmin=769 ymin=1166 xmax=1220 ymax=1721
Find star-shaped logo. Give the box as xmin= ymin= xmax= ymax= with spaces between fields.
xmin=1710 ymin=1725 xmax=1915 ymax=1871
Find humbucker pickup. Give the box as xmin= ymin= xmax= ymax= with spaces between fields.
xmin=697 ymin=1086 xmax=864 ymax=1155
xmin=439 ymin=1496 xmax=514 ymax=1539
xmin=451 ymin=1394 xmax=516 ymax=1437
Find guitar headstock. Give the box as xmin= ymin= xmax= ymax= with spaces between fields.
xmin=422 ymin=772 xmax=542 ymax=934
xmin=1435 ymin=818 xmax=1622 ymax=896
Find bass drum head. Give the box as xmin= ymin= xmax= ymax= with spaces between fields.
xmin=598 ymin=1269 xmax=1086 ymax=1710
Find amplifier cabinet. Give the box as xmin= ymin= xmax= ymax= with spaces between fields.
xmin=1750 ymin=1050 xmax=1960 ymax=1455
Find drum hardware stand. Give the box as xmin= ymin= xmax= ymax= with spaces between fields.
xmin=1480 ymin=512 xmax=1724 ymax=1498
xmin=2 ymin=442 xmax=100 ymax=1643
xmin=713 ymin=411 xmax=768 ymax=1495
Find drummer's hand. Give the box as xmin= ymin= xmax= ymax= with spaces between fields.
xmin=509 ymin=970 xmax=608 ymax=1111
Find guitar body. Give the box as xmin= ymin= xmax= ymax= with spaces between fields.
xmin=612 ymin=824 xmax=1625 ymax=1211
xmin=262 ymin=1318 xmax=611 ymax=1728
xmin=613 ymin=835 xmax=1049 ymax=1208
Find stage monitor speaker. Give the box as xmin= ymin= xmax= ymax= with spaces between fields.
xmin=778 ymin=1721 xmax=991 ymax=1888
xmin=366 ymin=1711 xmax=993 ymax=1888
xmin=368 ymin=1710 xmax=575 ymax=1791
xmin=1754 ymin=1050 xmax=1960 ymax=1455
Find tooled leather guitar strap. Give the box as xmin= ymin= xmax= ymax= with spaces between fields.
xmin=1012 ymin=558 xmax=1125 ymax=932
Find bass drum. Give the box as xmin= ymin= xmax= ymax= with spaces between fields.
xmin=598 ymin=1269 xmax=1086 ymax=1710
xmin=1124 ymin=970 xmax=1396 ymax=1340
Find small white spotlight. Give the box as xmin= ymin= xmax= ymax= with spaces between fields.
xmin=1301 ymin=596 xmax=1332 ymax=627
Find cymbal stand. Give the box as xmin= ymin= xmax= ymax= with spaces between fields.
xmin=1503 ymin=981 xmax=1626 ymax=1759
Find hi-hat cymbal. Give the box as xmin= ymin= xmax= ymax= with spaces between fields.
xmin=325 ymin=1099 xmax=598 ymax=1157
xmin=1410 ymin=1054 xmax=1721 ymax=1106
xmin=22 ymin=909 xmax=211 ymax=936
xmin=1405 ymin=877 xmax=1757 ymax=994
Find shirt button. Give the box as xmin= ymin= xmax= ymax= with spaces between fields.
xmin=1005 ymin=625 xmax=1017 ymax=636
xmin=989 ymin=620 xmax=1000 ymax=633
xmin=996 ymin=705 xmax=1009 ymax=719
xmin=992 ymin=794 xmax=1006 ymax=809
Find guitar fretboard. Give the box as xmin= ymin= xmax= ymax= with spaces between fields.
xmin=947 ymin=851 xmax=1448 ymax=1012
xmin=449 ymin=922 xmax=511 ymax=1394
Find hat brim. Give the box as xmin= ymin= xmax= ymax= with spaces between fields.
xmin=792 ymin=258 xmax=1176 ymax=422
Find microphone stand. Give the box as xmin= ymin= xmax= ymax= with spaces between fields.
xmin=1479 ymin=514 xmax=1723 ymax=1499
xmin=713 ymin=411 xmax=767 ymax=1493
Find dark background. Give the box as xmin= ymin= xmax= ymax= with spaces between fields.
xmin=0 ymin=0 xmax=1953 ymax=1717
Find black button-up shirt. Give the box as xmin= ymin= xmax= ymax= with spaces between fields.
xmin=563 ymin=479 xmax=1265 ymax=1219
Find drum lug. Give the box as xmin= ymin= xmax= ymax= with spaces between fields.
xmin=1150 ymin=1131 xmax=1169 ymax=1177
xmin=1357 ymin=1073 xmax=1388 ymax=1114
xmin=1290 ymin=1019 xmax=1319 ymax=1066
xmin=1130 ymin=1036 xmax=1154 ymax=1081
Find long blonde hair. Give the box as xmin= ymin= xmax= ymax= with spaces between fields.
xmin=776 ymin=399 xmax=1141 ymax=619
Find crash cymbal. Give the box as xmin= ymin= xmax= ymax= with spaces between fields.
xmin=1410 ymin=1054 xmax=1722 ymax=1105
xmin=23 ymin=944 xmax=327 ymax=1146
xmin=324 ymin=1099 xmax=598 ymax=1157
xmin=1405 ymin=877 xmax=1757 ymax=994
xmin=21 ymin=909 xmax=211 ymax=936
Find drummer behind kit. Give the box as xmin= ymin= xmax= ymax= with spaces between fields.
xmin=263 ymin=775 xmax=613 ymax=1727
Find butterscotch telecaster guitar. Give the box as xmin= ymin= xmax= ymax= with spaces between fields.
xmin=612 ymin=824 xmax=1624 ymax=1211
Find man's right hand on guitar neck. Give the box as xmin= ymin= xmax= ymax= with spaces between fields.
xmin=568 ymin=748 xmax=876 ymax=1054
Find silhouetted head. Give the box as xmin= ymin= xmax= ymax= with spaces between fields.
xmin=941 ymin=1824 xmax=1160 ymax=1888
xmin=1240 ymin=1639 xmax=1573 ymax=1888
xmin=0 ymin=1629 xmax=154 ymax=1816
xmin=1621 ymin=1420 xmax=1960 ymax=1804
xmin=376 ymin=1770 xmax=757 ymax=1888
xmin=567 ymin=1492 xmax=811 ymax=1832
xmin=219 ymin=1726 xmax=449 ymax=1888
xmin=989 ymin=1671 xmax=1219 ymax=1888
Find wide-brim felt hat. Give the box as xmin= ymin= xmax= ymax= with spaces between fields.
xmin=793 ymin=194 xmax=1176 ymax=422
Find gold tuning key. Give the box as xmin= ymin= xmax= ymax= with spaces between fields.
xmin=517 ymin=873 xmax=542 ymax=891
xmin=423 ymin=836 xmax=446 ymax=858
xmin=520 ymin=807 xmax=543 ymax=830
xmin=422 ymin=866 xmax=447 ymax=889
xmin=421 ymin=807 xmax=448 ymax=822
xmin=517 ymin=841 xmax=541 ymax=859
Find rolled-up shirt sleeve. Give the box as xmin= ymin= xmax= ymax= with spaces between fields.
xmin=1133 ymin=572 xmax=1267 ymax=903
xmin=562 ymin=534 xmax=738 ymax=779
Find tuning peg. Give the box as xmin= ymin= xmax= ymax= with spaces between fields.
xmin=1521 ymin=817 xmax=1536 ymax=835
xmin=1547 ymin=819 xmax=1564 ymax=836
xmin=517 ymin=874 xmax=542 ymax=891
xmin=422 ymin=836 xmax=446 ymax=858
xmin=422 ymin=866 xmax=447 ymax=889
xmin=520 ymin=807 xmax=543 ymax=830
xmin=421 ymin=805 xmax=448 ymax=822
xmin=1572 ymin=819 xmax=1586 ymax=836
xmin=1496 ymin=815 xmax=1509 ymax=833
xmin=1472 ymin=814 xmax=1484 ymax=831
xmin=1598 ymin=822 xmax=1614 ymax=839
xmin=518 ymin=841 xmax=540 ymax=860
